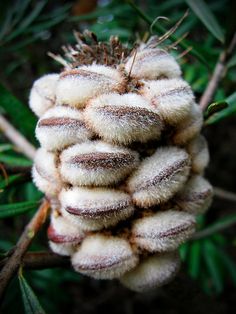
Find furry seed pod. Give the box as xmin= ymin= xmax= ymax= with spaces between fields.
xmin=131 ymin=210 xmax=196 ymax=252
xmin=56 ymin=65 xmax=125 ymax=108
xmin=120 ymin=252 xmax=180 ymax=292
xmin=172 ymin=103 xmax=203 ymax=145
xmin=140 ymin=78 xmax=193 ymax=125
xmin=84 ymin=93 xmax=163 ymax=145
xmin=175 ymin=175 xmax=213 ymax=215
xmin=187 ymin=135 xmax=209 ymax=173
xmin=36 ymin=106 xmax=92 ymax=151
xmin=29 ymin=74 xmax=59 ymax=117
xmin=71 ymin=234 xmax=138 ymax=279
xmin=32 ymin=148 xmax=61 ymax=197
xmin=124 ymin=48 xmax=181 ymax=80
xmin=60 ymin=141 xmax=139 ymax=186
xmin=48 ymin=213 xmax=85 ymax=256
xmin=59 ymin=187 xmax=135 ymax=231
xmin=127 ymin=147 xmax=190 ymax=207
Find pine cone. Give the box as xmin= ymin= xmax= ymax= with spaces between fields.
xmin=29 ymin=32 xmax=213 ymax=292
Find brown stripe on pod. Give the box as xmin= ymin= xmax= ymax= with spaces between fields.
xmin=77 ymin=255 xmax=133 ymax=271
xmin=97 ymin=105 xmax=161 ymax=121
xmin=177 ymin=189 xmax=212 ymax=203
xmin=135 ymin=157 xmax=189 ymax=192
xmin=68 ymin=152 xmax=135 ymax=170
xmin=38 ymin=117 xmax=86 ymax=128
xmin=135 ymin=223 xmax=195 ymax=240
xmin=127 ymin=147 xmax=190 ymax=207
xmin=153 ymin=85 xmax=192 ymax=99
xmin=65 ymin=200 xmax=130 ymax=218
xmin=60 ymin=69 xmax=115 ymax=82
xmin=47 ymin=225 xmax=83 ymax=244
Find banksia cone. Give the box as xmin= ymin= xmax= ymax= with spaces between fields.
xmin=29 ymin=31 xmax=213 ymax=292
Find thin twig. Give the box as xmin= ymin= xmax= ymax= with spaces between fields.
xmin=192 ymin=215 xmax=236 ymax=240
xmin=0 ymin=252 xmax=69 ymax=270
xmin=214 ymin=186 xmax=236 ymax=202
xmin=0 ymin=199 xmax=50 ymax=303
xmin=0 ymin=114 xmax=36 ymax=160
xmin=199 ymin=32 xmax=236 ymax=111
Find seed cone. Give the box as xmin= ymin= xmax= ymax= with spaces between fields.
xmin=30 ymin=32 xmax=213 ymax=292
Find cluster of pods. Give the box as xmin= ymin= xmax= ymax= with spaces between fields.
xmin=30 ymin=43 xmax=213 ymax=292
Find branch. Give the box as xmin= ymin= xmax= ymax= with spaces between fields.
xmin=0 ymin=252 xmax=70 ymax=270
xmin=0 ymin=199 xmax=50 ymax=303
xmin=214 ymin=186 xmax=236 ymax=202
xmin=0 ymin=114 xmax=36 ymax=160
xmin=199 ymin=32 xmax=236 ymax=111
xmin=192 ymin=214 xmax=236 ymax=240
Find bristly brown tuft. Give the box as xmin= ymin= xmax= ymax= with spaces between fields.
xmin=49 ymin=30 xmax=132 ymax=69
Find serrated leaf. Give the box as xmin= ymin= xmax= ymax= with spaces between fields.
xmin=203 ymin=240 xmax=224 ymax=293
xmin=19 ymin=271 xmax=46 ymax=314
xmin=0 ymin=83 xmax=37 ymax=143
xmin=185 ymin=0 xmax=225 ymax=43
xmin=205 ymin=92 xmax=236 ymax=124
xmin=0 ymin=201 xmax=38 ymax=218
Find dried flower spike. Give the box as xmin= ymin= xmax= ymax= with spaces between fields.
xmin=71 ymin=234 xmax=139 ymax=279
xmin=29 ymin=31 xmax=212 ymax=291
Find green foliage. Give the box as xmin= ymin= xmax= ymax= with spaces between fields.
xmin=185 ymin=0 xmax=225 ymax=43
xmin=0 ymin=201 xmax=39 ymax=219
xmin=0 ymin=83 xmax=37 ymax=144
xmin=18 ymin=269 xmax=46 ymax=314
xmin=0 ymin=0 xmax=71 ymax=53
xmin=206 ymin=92 xmax=236 ymax=124
xmin=180 ymin=214 xmax=236 ymax=294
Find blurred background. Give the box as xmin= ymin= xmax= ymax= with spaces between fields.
xmin=0 ymin=0 xmax=236 ymax=313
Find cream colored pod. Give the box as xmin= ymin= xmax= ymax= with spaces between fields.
xmin=36 ymin=106 xmax=93 ymax=151
xmin=29 ymin=74 xmax=59 ymax=117
xmin=29 ymin=33 xmax=213 ymax=292
xmin=56 ymin=65 xmax=125 ymax=108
